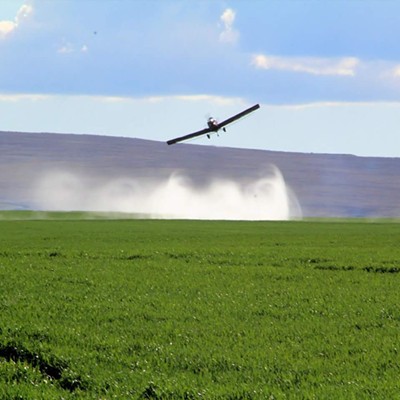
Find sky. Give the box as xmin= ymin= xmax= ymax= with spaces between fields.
xmin=1 ymin=0 xmax=400 ymax=157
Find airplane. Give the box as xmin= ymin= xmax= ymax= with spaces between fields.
xmin=166 ymin=103 xmax=260 ymax=145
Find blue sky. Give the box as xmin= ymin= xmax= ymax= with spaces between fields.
xmin=1 ymin=0 xmax=400 ymax=157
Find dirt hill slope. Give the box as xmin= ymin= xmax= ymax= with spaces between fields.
xmin=1 ymin=131 xmax=399 ymax=217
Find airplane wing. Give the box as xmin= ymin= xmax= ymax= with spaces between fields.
xmin=167 ymin=128 xmax=212 ymax=145
xmin=217 ymin=104 xmax=260 ymax=130
xmin=166 ymin=103 xmax=260 ymax=145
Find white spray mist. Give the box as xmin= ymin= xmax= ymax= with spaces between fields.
xmin=34 ymin=166 xmax=302 ymax=220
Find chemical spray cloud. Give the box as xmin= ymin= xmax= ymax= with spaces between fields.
xmin=34 ymin=166 xmax=302 ymax=220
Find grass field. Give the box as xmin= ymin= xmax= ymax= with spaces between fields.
xmin=0 ymin=214 xmax=399 ymax=399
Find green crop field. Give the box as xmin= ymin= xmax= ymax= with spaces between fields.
xmin=0 ymin=214 xmax=399 ymax=399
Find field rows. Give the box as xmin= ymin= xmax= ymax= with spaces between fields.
xmin=0 ymin=218 xmax=399 ymax=398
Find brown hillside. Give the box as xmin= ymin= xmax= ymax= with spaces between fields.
xmin=0 ymin=131 xmax=399 ymax=217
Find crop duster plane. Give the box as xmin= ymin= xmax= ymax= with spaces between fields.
xmin=167 ymin=103 xmax=260 ymax=145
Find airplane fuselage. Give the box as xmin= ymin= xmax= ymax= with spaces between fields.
xmin=207 ymin=117 xmax=219 ymax=131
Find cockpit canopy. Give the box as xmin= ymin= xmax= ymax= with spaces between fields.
xmin=207 ymin=117 xmax=218 ymax=129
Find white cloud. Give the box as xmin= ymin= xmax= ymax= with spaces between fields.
xmin=145 ymin=94 xmax=245 ymax=106
xmin=0 ymin=93 xmax=243 ymax=107
xmin=219 ymin=8 xmax=239 ymax=44
xmin=264 ymin=100 xmax=400 ymax=111
xmin=391 ymin=65 xmax=400 ymax=78
xmin=0 ymin=20 xmax=15 ymax=36
xmin=0 ymin=3 xmax=33 ymax=38
xmin=0 ymin=94 xmax=49 ymax=102
xmin=58 ymin=42 xmax=89 ymax=54
xmin=16 ymin=4 xmax=33 ymax=25
xmin=252 ymin=54 xmax=359 ymax=76
xmin=58 ymin=43 xmax=74 ymax=54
